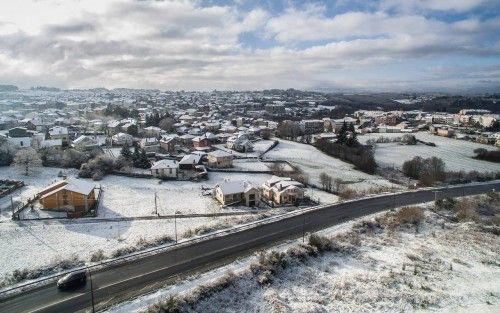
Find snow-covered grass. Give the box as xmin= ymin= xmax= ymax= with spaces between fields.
xmin=264 ymin=139 xmax=399 ymax=191
xmin=359 ymin=132 xmax=499 ymax=172
xmin=119 ymin=197 xmax=500 ymax=313
xmin=0 ymin=165 xmax=342 ymax=282
xmin=0 ymin=216 xmax=213 ymax=280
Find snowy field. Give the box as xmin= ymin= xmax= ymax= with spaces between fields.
xmin=359 ymin=132 xmax=500 ymax=172
xmin=212 ymin=139 xmax=276 ymax=157
xmin=109 ymin=203 xmax=500 ymax=313
xmin=231 ymin=159 xmax=294 ymax=172
xmin=264 ymin=139 xmax=399 ymax=191
xmin=0 ymin=216 xmax=216 ymax=279
xmin=98 ymin=172 xmax=273 ymax=218
xmin=0 ymin=166 xmax=341 ymax=280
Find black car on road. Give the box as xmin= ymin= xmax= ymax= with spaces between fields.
xmin=57 ymin=271 xmax=87 ymax=289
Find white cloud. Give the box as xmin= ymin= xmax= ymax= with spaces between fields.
xmin=0 ymin=0 xmax=498 ymax=91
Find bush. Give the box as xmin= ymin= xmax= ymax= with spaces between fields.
xmin=338 ymin=188 xmax=358 ymax=200
xmin=61 ymin=149 xmax=89 ymax=168
xmin=402 ymin=156 xmax=446 ymax=186
xmin=92 ymin=170 xmax=104 ymax=181
xmin=90 ymin=249 xmax=106 ymax=262
xmin=308 ymin=234 xmax=333 ymax=252
xmin=435 ymin=197 xmax=457 ymax=211
xmin=473 ymin=148 xmax=500 ymax=163
xmin=79 ymin=155 xmax=116 ymax=179
xmin=395 ymin=206 xmax=424 ymax=226
xmin=148 ymin=295 xmax=181 ymax=313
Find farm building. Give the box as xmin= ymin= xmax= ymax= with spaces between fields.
xmin=38 ymin=178 xmax=96 ymax=215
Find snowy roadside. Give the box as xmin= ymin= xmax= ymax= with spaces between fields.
xmin=110 ymin=194 xmax=500 ymax=313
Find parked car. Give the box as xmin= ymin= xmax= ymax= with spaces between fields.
xmin=57 ymin=270 xmax=87 ymax=289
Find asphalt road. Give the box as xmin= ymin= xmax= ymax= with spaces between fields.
xmin=1 ymin=181 xmax=499 ymax=313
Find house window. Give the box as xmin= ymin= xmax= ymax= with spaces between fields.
xmin=156 ymin=169 xmax=159 ymax=175
xmin=169 ymin=168 xmax=172 ymax=174
xmin=249 ymin=194 xmax=255 ymax=200
xmin=20 ymin=141 xmax=23 ymax=147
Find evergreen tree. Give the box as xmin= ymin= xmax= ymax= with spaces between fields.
xmin=132 ymin=146 xmax=140 ymax=166
xmin=346 ymin=123 xmax=358 ymax=147
xmin=137 ymin=149 xmax=151 ymax=169
xmin=337 ymin=121 xmax=348 ymax=145
xmin=120 ymin=144 xmax=132 ymax=159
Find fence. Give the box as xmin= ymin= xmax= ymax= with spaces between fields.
xmin=0 ymin=180 xmax=24 ymax=199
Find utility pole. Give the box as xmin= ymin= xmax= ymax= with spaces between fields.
xmin=154 ymin=191 xmax=158 ymax=216
xmin=174 ymin=211 xmax=178 ymax=244
xmin=302 ymin=215 xmax=305 ymax=243
xmin=88 ymin=266 xmax=95 ymax=313
xmin=11 ymin=196 xmax=14 ymax=218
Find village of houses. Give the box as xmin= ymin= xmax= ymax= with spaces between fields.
xmin=0 ymin=88 xmax=499 ymax=281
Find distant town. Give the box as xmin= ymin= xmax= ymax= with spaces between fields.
xmin=0 ymin=87 xmax=499 ymax=312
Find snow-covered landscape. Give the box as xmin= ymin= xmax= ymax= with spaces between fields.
xmin=107 ymin=196 xmax=500 ymax=313
xmin=0 ymin=163 xmax=340 ymax=281
xmin=359 ymin=132 xmax=500 ymax=172
xmin=264 ymin=139 xmax=400 ymax=191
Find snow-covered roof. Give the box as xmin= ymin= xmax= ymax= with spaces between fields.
xmin=64 ymin=178 xmax=96 ymax=195
xmin=216 ymin=181 xmax=254 ymax=195
xmin=49 ymin=126 xmax=68 ymax=136
xmin=40 ymin=178 xmax=95 ymax=199
xmin=73 ymin=135 xmax=97 ymax=144
xmin=151 ymin=159 xmax=178 ymax=170
xmin=41 ymin=139 xmax=62 ymax=148
xmin=179 ymin=154 xmax=202 ymax=165
xmin=208 ymin=150 xmax=232 ymax=158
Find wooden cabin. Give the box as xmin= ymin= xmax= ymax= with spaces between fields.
xmin=38 ymin=178 xmax=96 ymax=215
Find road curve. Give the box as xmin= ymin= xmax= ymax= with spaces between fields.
xmin=1 ymin=181 xmax=499 ymax=313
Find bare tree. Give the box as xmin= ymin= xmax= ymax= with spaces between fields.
xmin=14 ymin=148 xmax=42 ymax=176
xmin=319 ymin=172 xmax=333 ymax=191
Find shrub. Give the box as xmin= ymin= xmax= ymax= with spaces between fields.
xmin=92 ymin=170 xmax=104 ymax=181
xmin=402 ymin=156 xmax=446 ymax=186
xmin=435 ymin=197 xmax=457 ymax=211
xmin=308 ymin=234 xmax=333 ymax=252
xmin=79 ymin=155 xmax=116 ymax=179
xmin=148 ymin=295 xmax=181 ymax=313
xmin=395 ymin=206 xmax=424 ymax=226
xmin=338 ymin=188 xmax=358 ymax=200
xmin=90 ymin=249 xmax=106 ymax=262
xmin=473 ymin=148 xmax=500 ymax=163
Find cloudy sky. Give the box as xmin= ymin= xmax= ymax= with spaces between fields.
xmin=0 ymin=0 xmax=499 ymax=92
